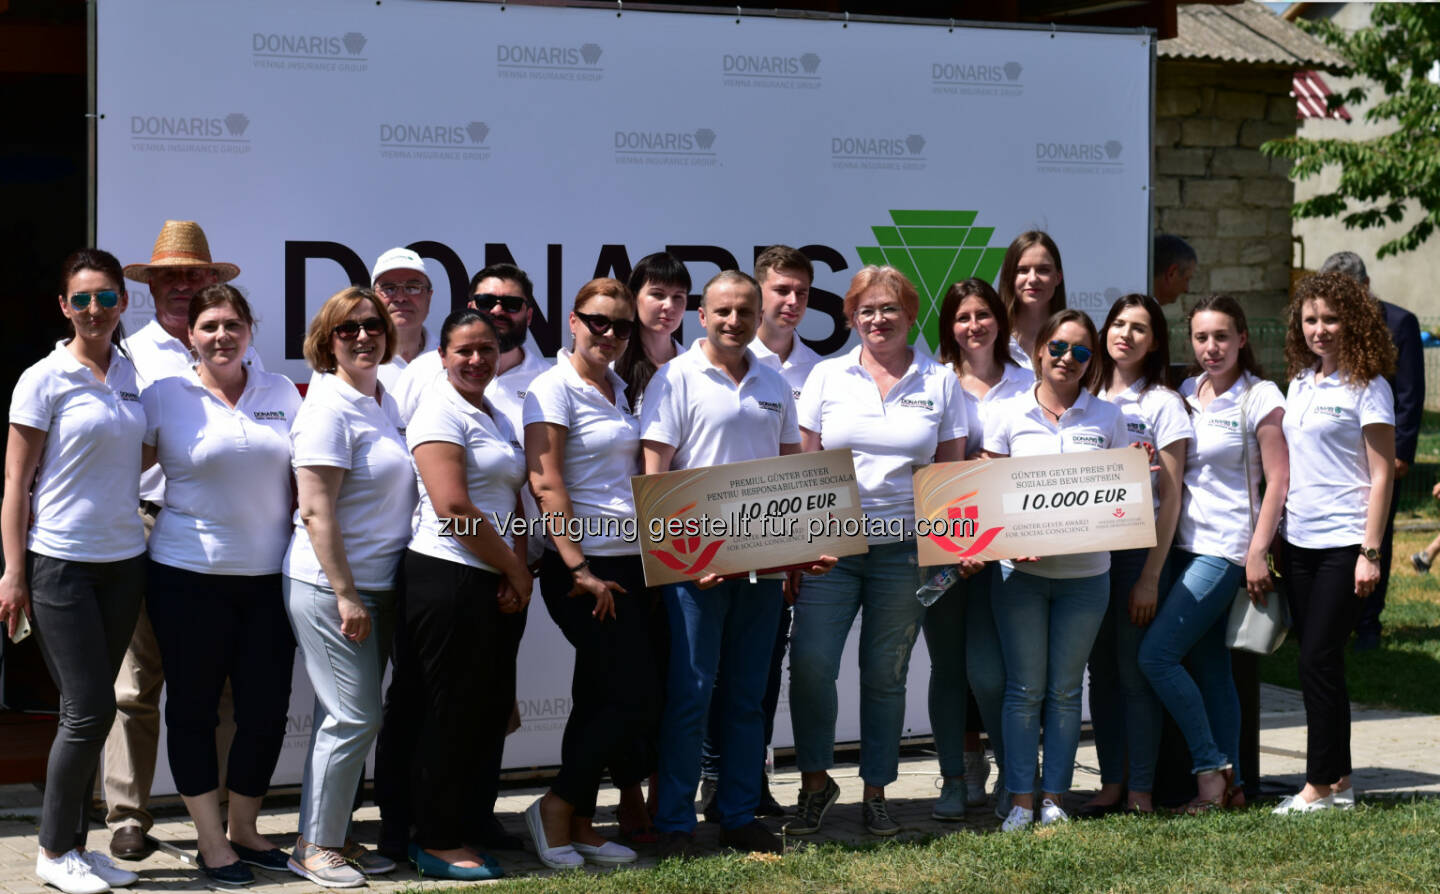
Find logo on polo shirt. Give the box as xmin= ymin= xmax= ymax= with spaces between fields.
xmin=1205 ymin=416 xmax=1240 ymax=432
xmin=509 ymin=439 xmax=523 ymax=450
xmin=757 ymin=400 xmax=784 ymax=413
xmin=1070 ymin=433 xmax=1105 ymax=448
xmin=253 ymin=410 xmax=287 ymax=420
xmin=118 ymin=390 xmax=141 ymax=402
xmin=1126 ymin=421 xmax=1148 ymax=434
xmin=1311 ymin=404 xmax=1346 ymax=420
xmin=898 ymin=397 xmax=935 ymax=410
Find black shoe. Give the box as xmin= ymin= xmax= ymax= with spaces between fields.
xmin=657 ymin=831 xmax=698 ymax=861
xmin=699 ymin=778 xmax=721 ymax=823
xmin=756 ymin=778 xmax=787 ymax=817
xmin=720 ymin=819 xmax=782 ymax=855
xmin=229 ymin=843 xmax=289 ymax=871
xmin=198 ymin=855 xmax=255 ymax=887
xmin=109 ymin=826 xmax=154 ymax=861
xmin=1354 ymin=630 xmax=1381 ymax=652
xmin=471 ymin=815 xmax=524 ymax=851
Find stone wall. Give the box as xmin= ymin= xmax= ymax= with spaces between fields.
xmin=1154 ymin=61 xmax=1298 ymax=322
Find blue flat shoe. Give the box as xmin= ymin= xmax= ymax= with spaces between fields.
xmin=407 ymin=844 xmax=504 ymax=881
xmin=230 ymin=843 xmax=289 ymax=871
xmin=198 ymin=855 xmax=255 ymax=887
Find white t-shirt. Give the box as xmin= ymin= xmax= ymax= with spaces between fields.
xmin=8 ymin=342 xmax=146 ymax=563
xmin=125 ymin=319 xmax=264 ymax=503
xmin=1283 ymin=370 xmax=1395 ymax=549
xmin=282 ymin=373 xmax=417 ymax=591
xmin=956 ymin=361 xmax=1035 ymax=458
xmin=523 ymin=351 xmax=640 ymax=556
xmin=799 ymin=346 xmax=968 ymax=543
xmin=142 ymin=369 xmax=301 ymax=575
xmin=1174 ymin=373 xmax=1285 ymax=566
xmin=982 ymin=386 xmax=1130 ymax=579
xmin=1098 ymin=379 xmax=1193 ymax=513
xmin=752 ymin=335 xmax=822 ymax=402
xmin=408 ymin=383 xmax=527 ymax=572
xmin=639 ymin=340 xmax=801 ymax=470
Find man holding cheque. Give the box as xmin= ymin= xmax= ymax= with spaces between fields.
xmin=638 ymin=270 xmax=835 ymax=858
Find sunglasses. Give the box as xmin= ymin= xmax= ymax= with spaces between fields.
xmin=1046 ymin=339 xmax=1093 ymax=364
xmin=472 ymin=293 xmax=527 ymax=314
xmin=575 ymin=311 xmax=635 ymax=340
xmin=332 ymin=317 xmax=386 ymax=340
xmin=69 ymin=290 xmax=121 ymax=310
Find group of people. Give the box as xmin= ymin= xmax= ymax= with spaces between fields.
xmin=0 ymin=216 xmax=1413 ymax=891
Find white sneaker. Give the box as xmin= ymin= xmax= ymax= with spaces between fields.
xmin=1039 ymin=798 xmax=1070 ymax=826
xmin=1332 ymin=787 xmax=1356 ymax=810
xmin=1000 ymin=805 xmax=1033 ymax=832
xmin=78 ymin=853 xmax=137 ymax=888
xmin=963 ymin=751 xmax=991 ymax=807
xmin=36 ymin=850 xmax=110 ymax=894
xmin=1272 ymin=791 xmax=1334 ymax=815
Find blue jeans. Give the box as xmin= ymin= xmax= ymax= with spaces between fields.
xmin=1138 ymin=550 xmax=1243 ymax=780
xmin=656 ymin=577 xmax=784 ymax=833
xmin=789 ymin=541 xmax=925 ymax=788
xmin=1087 ymin=548 xmax=1167 ymax=791
xmin=921 ymin=564 xmax=1006 ymax=779
xmin=991 ymin=566 xmax=1108 ymax=796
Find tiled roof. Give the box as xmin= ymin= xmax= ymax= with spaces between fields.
xmin=1159 ymin=1 xmax=1350 ymax=71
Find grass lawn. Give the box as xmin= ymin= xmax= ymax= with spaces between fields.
xmin=1259 ymin=529 xmax=1440 ymax=715
xmin=464 ymin=801 xmax=1440 ymax=893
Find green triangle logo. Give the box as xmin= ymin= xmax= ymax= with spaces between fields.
xmin=856 ymin=209 xmax=1007 ymax=351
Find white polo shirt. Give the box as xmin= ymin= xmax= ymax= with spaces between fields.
xmin=523 ymin=351 xmax=640 ymax=556
xmin=752 ymin=335 xmax=822 ymax=402
xmin=1283 ymin=370 xmax=1394 ymax=549
xmin=9 ymin=342 xmax=147 ymax=563
xmin=1174 ymin=373 xmax=1285 ymax=566
xmin=799 ymin=346 xmax=967 ymax=543
xmin=393 ymin=347 xmax=443 ymax=424
xmin=142 ymin=369 xmax=301 ymax=576
xmin=408 ymin=383 xmax=527 ymax=572
xmin=957 ymin=361 xmax=1035 ymax=458
xmin=983 ymin=386 xmax=1129 ymax=579
xmin=125 ymin=319 xmax=265 ymax=503
xmin=623 ymin=337 xmax=685 ymax=418
xmin=377 ymin=326 xmax=431 ymax=395
xmin=1008 ymin=336 xmax=1034 ymax=370
xmin=282 ymin=373 xmax=417 ymax=591
xmin=1098 ymin=379 xmax=1193 ymax=512
xmin=640 ymin=340 xmax=800 ymax=470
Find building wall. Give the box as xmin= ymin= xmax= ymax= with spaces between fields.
xmin=1153 ymin=61 xmax=1298 ymax=322
xmin=1292 ymin=3 xmax=1440 ymax=319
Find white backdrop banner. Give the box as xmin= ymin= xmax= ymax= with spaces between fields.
xmin=99 ymin=0 xmax=1148 ymax=791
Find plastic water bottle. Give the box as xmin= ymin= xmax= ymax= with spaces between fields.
xmin=915 ymin=565 xmax=960 ymax=606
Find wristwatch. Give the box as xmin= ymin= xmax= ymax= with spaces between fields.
xmin=1361 ymin=546 xmax=1381 ymax=563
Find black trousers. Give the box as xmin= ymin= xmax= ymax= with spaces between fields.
xmin=1283 ymin=542 xmax=1363 ymax=786
xmin=146 ymin=560 xmax=294 ymax=797
xmin=540 ymin=551 xmax=660 ymax=816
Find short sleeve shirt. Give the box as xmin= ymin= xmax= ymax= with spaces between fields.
xmin=143 ymin=369 xmax=301 ymax=575
xmin=1098 ymin=379 xmax=1193 ymax=512
xmin=8 ymin=342 xmax=147 ymax=562
xmin=799 ymin=346 xmax=968 ymax=542
xmin=982 ymin=387 xmax=1130 ymax=579
xmin=1174 ymin=373 xmax=1285 ymax=565
xmin=282 ymin=374 xmax=417 ymax=591
xmin=392 ymin=348 xmax=444 ymax=425
xmin=1283 ymin=371 xmax=1394 ymax=548
xmin=751 ymin=336 xmax=822 ymax=402
xmin=639 ymin=340 xmax=801 ymax=470
xmin=522 ymin=351 xmax=640 ymax=555
xmin=958 ymin=361 xmax=1035 ymax=458
xmin=408 ymin=382 xmax=527 ymax=571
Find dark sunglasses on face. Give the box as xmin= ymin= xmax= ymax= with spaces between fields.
xmin=1047 ymin=339 xmax=1093 ymax=364
xmin=472 ymin=293 xmax=527 ymax=314
xmin=332 ymin=317 xmax=386 ymax=340
xmin=69 ymin=290 xmax=121 ymax=310
xmin=575 ymin=311 xmax=635 ymax=340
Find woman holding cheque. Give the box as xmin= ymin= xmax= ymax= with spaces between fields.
xmin=400 ymin=308 xmax=530 ymax=880
xmin=1273 ymin=272 xmax=1394 ymax=814
xmin=523 ymin=278 xmax=657 ymax=868
xmin=981 ymin=309 xmax=1130 ymax=831
xmin=785 ymin=265 xmax=968 ymax=837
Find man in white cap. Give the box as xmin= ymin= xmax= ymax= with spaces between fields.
xmin=109 ymin=220 xmax=260 ymax=860
xmin=369 ymin=247 xmax=436 ymax=392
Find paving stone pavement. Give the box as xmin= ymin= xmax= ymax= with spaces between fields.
xmin=2 ymin=684 xmax=1437 ymax=892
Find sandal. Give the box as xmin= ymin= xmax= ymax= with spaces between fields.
xmin=1179 ymin=769 xmax=1231 ymax=815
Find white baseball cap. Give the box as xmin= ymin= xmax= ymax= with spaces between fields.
xmin=370 ymin=247 xmax=432 ymax=286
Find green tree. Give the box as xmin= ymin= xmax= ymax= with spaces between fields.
xmin=1261 ymin=6 xmax=1440 ymax=258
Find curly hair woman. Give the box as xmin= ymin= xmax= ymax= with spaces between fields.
xmin=1273 ymin=272 xmax=1395 ymax=814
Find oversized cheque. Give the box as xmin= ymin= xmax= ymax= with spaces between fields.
xmin=912 ymin=446 xmax=1156 ymax=565
xmin=631 ymin=449 xmax=868 ymax=587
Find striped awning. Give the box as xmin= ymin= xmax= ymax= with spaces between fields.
xmin=1293 ymin=69 xmax=1352 ymax=121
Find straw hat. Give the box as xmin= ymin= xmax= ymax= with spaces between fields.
xmin=123 ymin=220 xmax=241 ymax=283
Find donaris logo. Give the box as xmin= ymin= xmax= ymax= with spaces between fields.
xmin=252 ymin=31 xmax=368 ymax=71
xmin=379 ymin=120 xmax=492 ymax=161
xmin=857 ymin=210 xmax=1007 ymax=350
xmin=722 ymin=51 xmax=821 ymax=89
xmin=128 ymin=113 xmax=253 ymax=155
xmin=1035 ymin=139 xmax=1125 ymax=174
xmin=614 ymin=128 xmax=719 ymax=167
xmin=497 ymin=42 xmax=604 ymax=81
xmin=832 ymin=134 xmax=927 ymax=172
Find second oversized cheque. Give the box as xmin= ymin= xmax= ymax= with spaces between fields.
xmin=630 ymin=448 xmax=869 ymax=587
xmin=911 ymin=446 xmax=1157 ymax=566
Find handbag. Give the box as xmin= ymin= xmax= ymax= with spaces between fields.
xmin=1224 ymin=380 xmax=1291 ymax=655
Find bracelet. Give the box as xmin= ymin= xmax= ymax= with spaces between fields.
xmin=568 ymin=558 xmax=590 ymax=574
